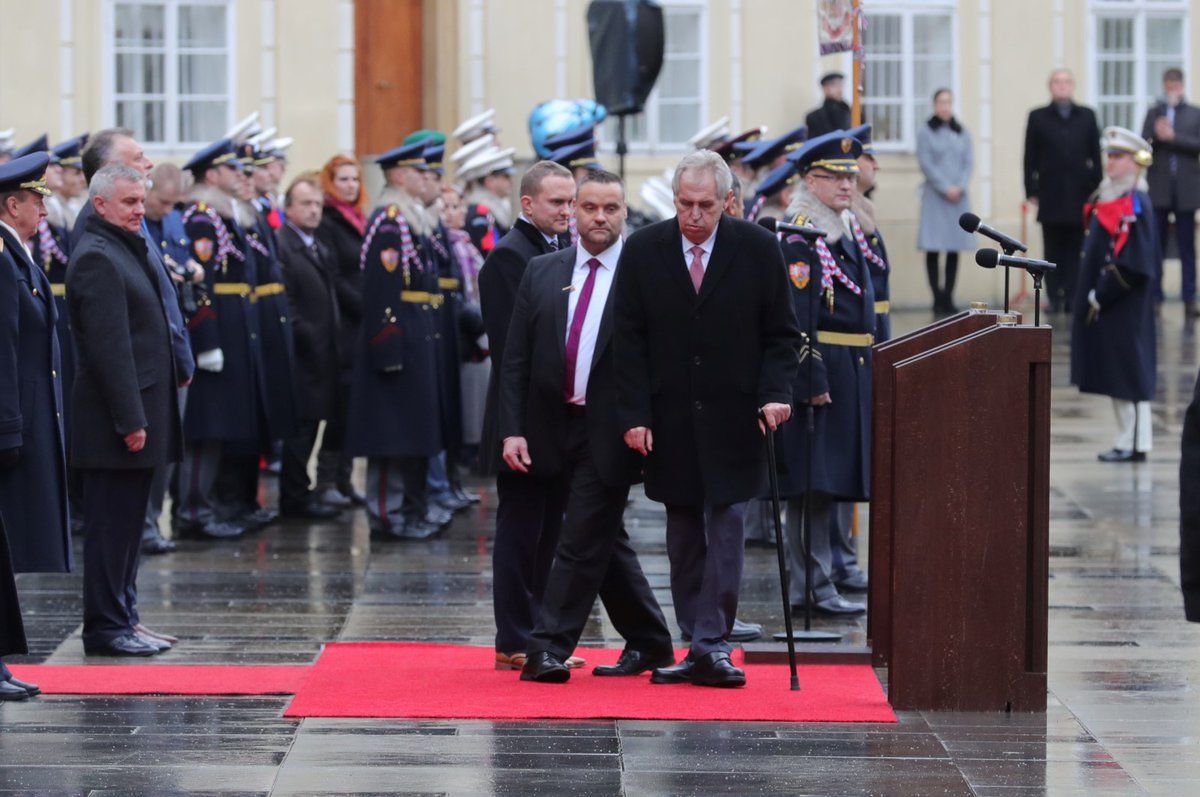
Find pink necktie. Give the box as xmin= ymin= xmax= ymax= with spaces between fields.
xmin=688 ymin=245 xmax=705 ymax=293
xmin=564 ymin=258 xmax=601 ymax=400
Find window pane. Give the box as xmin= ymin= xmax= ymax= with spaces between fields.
xmin=864 ymin=14 xmax=901 ymax=54
xmin=657 ymin=101 xmax=699 ymax=146
xmin=116 ymin=99 xmax=165 ymax=144
xmin=179 ymin=4 xmax=227 ymax=48
xmin=1146 ymin=16 xmax=1183 ymax=57
xmin=658 ymin=57 xmax=700 ymax=100
xmin=915 ymin=58 xmax=953 ymax=104
xmin=664 ymin=10 xmax=700 ymax=55
xmin=1098 ymin=17 xmax=1134 ymax=54
xmin=116 ymin=52 xmax=165 ymax=94
xmin=115 ymin=2 xmax=165 ymax=47
xmin=864 ymin=102 xmax=903 ymax=142
xmin=1098 ymin=101 xmax=1134 ymax=131
xmin=179 ymin=53 xmax=227 ymax=94
xmin=602 ymin=114 xmax=647 ymax=147
xmin=913 ymin=14 xmax=951 ymax=56
xmin=1100 ymin=58 xmax=1135 ymax=98
xmin=864 ymin=56 xmax=902 ymax=100
xmin=179 ymin=100 xmax=228 ymax=143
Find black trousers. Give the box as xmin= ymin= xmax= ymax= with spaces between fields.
xmin=214 ymin=451 xmax=263 ymax=519
xmin=81 ymin=468 xmax=155 ymax=647
xmin=527 ymin=414 xmax=672 ymax=661
xmin=493 ymin=469 xmax=567 ymax=653
xmin=1042 ymin=223 xmax=1085 ymax=310
xmin=281 ymin=420 xmax=321 ymax=509
xmin=316 ymin=379 xmax=354 ymax=492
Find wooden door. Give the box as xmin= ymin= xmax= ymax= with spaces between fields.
xmin=355 ymin=0 xmax=423 ymax=157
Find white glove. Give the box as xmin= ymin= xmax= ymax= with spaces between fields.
xmin=196 ymin=348 xmax=225 ymax=373
xmin=1088 ymin=290 xmax=1101 ymax=312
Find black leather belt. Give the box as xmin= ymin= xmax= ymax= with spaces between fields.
xmin=565 ymin=404 xmax=586 ymax=418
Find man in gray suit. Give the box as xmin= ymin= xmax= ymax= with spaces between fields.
xmin=1143 ymin=67 xmax=1200 ymax=318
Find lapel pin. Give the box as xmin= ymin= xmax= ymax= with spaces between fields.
xmin=562 ymin=285 xmax=576 ymax=292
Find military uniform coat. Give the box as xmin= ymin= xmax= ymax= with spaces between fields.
xmin=0 ymin=225 xmax=71 ymax=574
xmin=0 ymin=514 xmax=27 ymax=658
xmin=246 ymin=209 xmax=297 ymax=441
xmin=429 ymin=221 xmax=464 ymax=451
xmin=1070 ymin=189 xmax=1160 ymax=402
xmin=851 ymin=193 xmax=892 ymax=342
xmin=181 ymin=192 xmax=267 ymax=443
xmin=30 ymin=219 xmax=76 ymax=439
xmin=613 ymin=216 xmax=802 ymax=507
xmin=344 ymin=205 xmax=443 ymax=458
xmin=66 ymin=215 xmax=182 ymax=470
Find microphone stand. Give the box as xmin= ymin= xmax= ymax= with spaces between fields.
xmin=999 ymin=242 xmax=1019 ymax=314
xmin=1030 ymin=269 xmax=1044 ymax=327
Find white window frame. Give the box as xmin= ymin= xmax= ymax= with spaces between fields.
xmin=102 ymin=0 xmax=237 ymax=154
xmin=1087 ymin=0 xmax=1190 ymax=133
xmin=603 ymin=0 xmax=710 ymax=155
xmin=857 ymin=0 xmax=959 ymax=154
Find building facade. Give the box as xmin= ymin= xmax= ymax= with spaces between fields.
xmin=1 ymin=0 xmax=1194 ymax=306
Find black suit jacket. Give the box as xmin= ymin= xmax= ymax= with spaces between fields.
xmin=805 ymin=99 xmax=852 ymax=139
xmin=276 ymin=223 xmax=344 ymax=421
xmin=1142 ymin=100 xmax=1200 ymax=212
xmin=614 ymin=215 xmax=802 ymax=506
xmin=1023 ymin=102 xmax=1102 ymax=225
xmin=477 ymin=218 xmax=561 ymax=474
xmin=498 ymin=246 xmax=636 ymax=487
xmin=66 ymin=215 xmax=181 ymax=469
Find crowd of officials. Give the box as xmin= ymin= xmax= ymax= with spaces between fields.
xmin=0 ymin=64 xmax=1194 ymax=696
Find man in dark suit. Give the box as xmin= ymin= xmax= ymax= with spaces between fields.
xmin=1182 ymin=368 xmax=1200 ymax=621
xmin=275 ymin=176 xmax=343 ymax=518
xmin=805 ymin=73 xmax=852 ymax=139
xmin=1024 ymin=68 xmax=1102 ymax=313
xmin=499 ymin=170 xmax=674 ymax=683
xmin=68 ymin=165 xmax=182 ymax=656
xmin=1142 ymin=67 xmax=1200 ymax=317
xmin=615 ymin=150 xmax=802 ymax=687
xmin=478 ymin=160 xmax=576 ymax=670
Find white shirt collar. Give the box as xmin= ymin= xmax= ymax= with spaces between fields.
xmin=575 ymin=237 xmax=622 ymax=272
xmin=287 ymin=221 xmax=316 ymax=248
xmin=520 ymin=213 xmax=557 ymax=246
xmin=0 ymin=219 xmax=31 ymax=255
xmin=682 ymin=225 xmax=718 ymax=258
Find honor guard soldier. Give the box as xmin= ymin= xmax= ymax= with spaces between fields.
xmin=1071 ymin=127 xmax=1161 ymax=463
xmin=345 ymin=140 xmax=448 ymax=539
xmin=51 ymin=134 xmax=89 ymax=229
xmin=710 ymin=126 xmax=768 ymax=188
xmin=774 ymin=131 xmax=875 ymax=616
xmin=738 ymin=125 xmax=808 ymax=220
xmin=748 ymin=157 xmax=801 ymax=226
xmin=0 ymin=129 xmax=15 ymax=164
xmin=0 ymin=153 xmax=72 ymax=607
xmin=460 ymin=146 xmax=517 ymax=255
xmin=848 ymin=124 xmax=892 ymax=343
xmin=173 ymin=138 xmax=269 ymax=539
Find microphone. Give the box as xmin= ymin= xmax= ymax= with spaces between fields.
xmin=959 ymin=213 xmax=1028 ymax=254
xmin=975 ymin=248 xmax=1056 ymax=273
xmin=759 ymin=216 xmax=828 ymax=241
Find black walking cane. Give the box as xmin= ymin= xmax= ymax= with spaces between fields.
xmin=761 ymin=409 xmax=800 ymax=691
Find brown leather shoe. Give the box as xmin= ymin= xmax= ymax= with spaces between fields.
xmin=495 ymin=651 xmax=527 ymax=671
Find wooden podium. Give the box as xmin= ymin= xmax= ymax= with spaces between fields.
xmin=869 ymin=307 xmax=1050 ymax=712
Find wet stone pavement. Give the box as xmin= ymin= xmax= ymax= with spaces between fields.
xmin=2 ymin=308 xmax=1199 ymax=796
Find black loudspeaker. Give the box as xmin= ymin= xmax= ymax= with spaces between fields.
xmin=587 ymin=0 xmax=664 ymax=116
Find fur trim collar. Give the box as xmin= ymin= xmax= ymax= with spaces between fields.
xmin=785 ymin=182 xmax=847 ymax=242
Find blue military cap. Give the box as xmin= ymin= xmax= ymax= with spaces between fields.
xmin=183 ymin=138 xmax=240 ymax=175
xmin=423 ymin=142 xmax=446 ymax=175
xmin=740 ymin=125 xmax=807 ymax=169
xmin=847 ymin=124 xmax=874 ymax=157
xmin=788 ymin=130 xmax=862 ymax=174
xmin=712 ymin=127 xmax=767 ymax=163
xmin=377 ymin=140 xmax=428 ymax=171
xmin=51 ymin=133 xmax=89 ymax=169
xmin=543 ymin=123 xmax=595 ymax=153
xmin=13 ymin=133 xmax=49 ymax=159
xmin=549 ymin=138 xmax=600 ymax=171
xmin=0 ymin=152 xmax=53 ymax=196
xmin=755 ymin=159 xmax=799 ymax=198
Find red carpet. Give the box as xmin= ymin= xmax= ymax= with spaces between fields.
xmin=282 ymin=642 xmax=896 ymax=723
xmin=8 ymin=664 xmax=308 ymax=695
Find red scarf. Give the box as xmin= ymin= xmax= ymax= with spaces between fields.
xmin=1084 ymin=194 xmax=1136 ymax=257
xmin=326 ymin=195 xmax=366 ymax=237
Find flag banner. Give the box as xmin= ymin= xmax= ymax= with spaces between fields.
xmin=818 ymin=0 xmax=856 ymax=56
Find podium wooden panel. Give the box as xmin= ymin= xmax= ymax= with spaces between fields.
xmin=871 ymin=317 xmax=1050 ymax=712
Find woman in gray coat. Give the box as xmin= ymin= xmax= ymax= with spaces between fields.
xmin=917 ymin=88 xmax=976 ymax=315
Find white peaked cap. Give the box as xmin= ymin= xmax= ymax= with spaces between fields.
xmin=687 ymin=116 xmax=731 ymax=150
xmin=270 ymin=137 xmax=294 ymax=154
xmin=640 ymin=177 xmax=676 ymax=220
xmin=450 ymin=134 xmax=495 ymax=166
xmin=458 ymin=146 xmax=515 ymax=183
xmin=452 ymin=109 xmax=498 ymax=144
xmin=248 ymin=127 xmax=278 ymax=147
xmin=226 ymin=111 xmax=261 ymax=143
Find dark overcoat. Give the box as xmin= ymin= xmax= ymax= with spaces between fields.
xmin=1023 ymin=103 xmax=1103 ymax=225
xmin=477 ymin=219 xmax=559 ymax=475
xmin=775 ymin=229 xmax=875 ymax=502
xmin=315 ymin=205 xmax=364 ymax=377
xmin=0 ymin=513 xmax=27 ymax=658
xmin=247 ymin=211 xmax=297 ymax=441
xmin=276 ymin=223 xmax=343 ymax=421
xmin=1070 ymin=190 xmax=1159 ymax=402
xmin=1181 ymin=367 xmax=1200 ymax=621
xmin=613 ymin=215 xmax=802 ymax=507
xmin=181 ymin=200 xmax=267 ymax=443
xmin=66 ymin=214 xmax=181 ymax=470
xmin=429 ymin=221 xmax=464 ymax=451
xmin=344 ymin=205 xmax=443 ymax=458
xmin=31 ymin=219 xmax=76 ymax=437
xmin=0 ymin=226 xmax=71 ymax=574
xmin=499 ymin=246 xmax=639 ymax=487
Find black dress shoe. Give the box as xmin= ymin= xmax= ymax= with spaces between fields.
xmin=236 ymin=507 xmax=279 ymax=530
xmin=593 ymin=649 xmax=675 ymax=676
xmin=1098 ymin=448 xmax=1147 ymax=463
xmin=520 ymin=651 xmax=570 ymax=683
xmin=6 ymin=677 xmax=40 ymax=697
xmin=135 ymin=632 xmax=171 ymax=652
xmin=281 ymin=500 xmax=342 ymax=520
xmin=691 ymin=651 xmax=746 ymax=688
xmin=0 ymin=680 xmax=29 ymax=701
xmin=425 ymin=506 xmax=453 ymax=528
xmin=452 ymin=485 xmax=480 ymax=504
xmin=793 ymin=595 xmax=867 ymax=616
xmin=433 ymin=493 xmax=471 ymax=513
xmin=314 ymin=487 xmax=353 ymax=509
xmin=173 ymin=519 xmax=244 ymax=540
xmin=650 ymin=653 xmax=695 ymax=684
xmin=339 ymin=485 xmax=367 ymax=506
xmin=682 ymin=618 xmax=762 ymax=643
xmin=140 ymin=534 xmax=178 ymax=555
xmin=134 ymin=624 xmax=179 ymax=644
xmin=835 ymin=570 xmax=869 ymax=593
xmin=85 ymin=633 xmax=160 ymax=657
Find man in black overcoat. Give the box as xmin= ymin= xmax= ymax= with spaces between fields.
xmin=68 ymin=165 xmax=182 ymax=656
xmin=1023 ymin=69 xmax=1102 ymax=312
xmin=1182 ymin=369 xmax=1200 ymax=621
xmin=614 ymin=150 xmax=801 ymax=687
xmin=499 ymin=170 xmax=673 ymax=683
xmin=805 ymin=73 xmax=852 ymax=139
xmin=478 ymin=161 xmax=576 ymax=670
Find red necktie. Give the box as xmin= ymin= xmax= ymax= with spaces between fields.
xmin=564 ymin=258 xmax=601 ymax=401
xmin=688 ymin=245 xmax=705 ymax=293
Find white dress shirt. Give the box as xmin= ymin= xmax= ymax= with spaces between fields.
xmin=0 ymin=219 xmax=32 ymax=262
xmin=520 ymin=214 xmax=558 ymax=249
xmin=565 ymin=237 xmax=621 ymax=405
xmin=681 ymin=225 xmax=718 ymax=273
xmin=287 ymin=220 xmax=316 ymax=248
